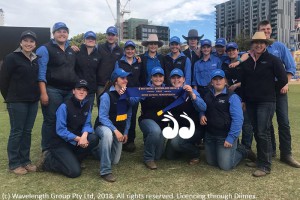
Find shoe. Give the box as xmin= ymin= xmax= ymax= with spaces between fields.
xmin=144 ymin=161 xmax=157 ymax=170
xmin=101 ymin=173 xmax=116 ymax=182
xmin=280 ymin=155 xmax=300 ymax=168
xmin=252 ymin=169 xmax=270 ymax=177
xmin=246 ymin=161 xmax=256 ymax=168
xmin=247 ymin=150 xmax=257 ymax=162
xmin=123 ymin=142 xmax=136 ymax=152
xmin=10 ymin=167 xmax=27 ymax=175
xmin=189 ymin=158 xmax=200 ymax=165
xmin=36 ymin=150 xmax=49 ymax=172
xmin=24 ymin=164 xmax=37 ymax=172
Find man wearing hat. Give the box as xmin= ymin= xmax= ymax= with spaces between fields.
xmin=75 ymin=31 xmax=101 ymax=109
xmin=213 ymin=38 xmax=227 ymax=62
xmin=37 ymin=22 xmax=78 ymax=151
xmin=140 ymin=34 xmax=164 ymax=84
xmin=182 ymin=29 xmax=204 ymax=79
xmin=37 ymin=79 xmax=99 ymax=178
xmin=164 ymin=36 xmax=191 ymax=86
xmin=240 ymin=31 xmax=288 ymax=177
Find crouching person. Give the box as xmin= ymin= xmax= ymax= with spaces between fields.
xmin=201 ymin=69 xmax=248 ymax=171
xmin=37 ymin=80 xmax=99 ymax=178
xmin=95 ymin=68 xmax=132 ymax=182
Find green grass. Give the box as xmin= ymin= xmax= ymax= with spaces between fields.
xmin=1 ymin=85 xmax=300 ymax=200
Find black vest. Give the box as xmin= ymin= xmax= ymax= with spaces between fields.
xmin=44 ymin=42 xmax=78 ymax=90
xmin=65 ymin=96 xmax=91 ymax=136
xmin=204 ymin=91 xmax=233 ymax=137
xmin=140 ymin=53 xmax=164 ymax=86
xmin=163 ymin=55 xmax=187 ymax=86
xmin=117 ymin=59 xmax=142 ymax=87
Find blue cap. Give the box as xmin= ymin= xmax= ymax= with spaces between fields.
xmin=52 ymin=22 xmax=69 ymax=33
xmin=106 ymin=26 xmax=118 ymax=35
xmin=210 ymin=69 xmax=225 ymax=79
xmin=111 ymin=68 xmax=131 ymax=82
xmin=84 ymin=31 xmax=96 ymax=39
xmin=170 ymin=68 xmax=184 ymax=78
xmin=151 ymin=67 xmax=165 ymax=76
xmin=201 ymin=39 xmax=212 ymax=47
xmin=226 ymin=42 xmax=238 ymax=51
xmin=170 ymin=36 xmax=181 ymax=44
xmin=124 ymin=40 xmax=136 ymax=48
xmin=215 ymin=38 xmax=227 ymax=47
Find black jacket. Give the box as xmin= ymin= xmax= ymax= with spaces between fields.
xmin=240 ymin=50 xmax=288 ymax=102
xmin=0 ymin=48 xmax=40 ymax=103
xmin=97 ymin=42 xmax=123 ymax=86
xmin=75 ymin=44 xmax=101 ymax=93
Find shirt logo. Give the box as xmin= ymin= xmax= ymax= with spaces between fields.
xmin=177 ymin=62 xmax=182 ymax=65
xmin=93 ymin=58 xmax=98 ymax=61
xmin=115 ymin=53 xmax=120 ymax=55
xmin=68 ymin=52 xmax=73 ymax=55
xmin=84 ymin=112 xmax=88 ymax=116
xmin=261 ymin=61 xmax=267 ymax=64
xmin=218 ymin=99 xmax=225 ymax=103
xmin=212 ymin=64 xmax=217 ymax=67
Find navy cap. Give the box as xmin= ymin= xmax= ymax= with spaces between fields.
xmin=210 ymin=69 xmax=225 ymax=79
xmin=226 ymin=42 xmax=238 ymax=51
xmin=170 ymin=68 xmax=184 ymax=78
xmin=170 ymin=36 xmax=181 ymax=44
xmin=75 ymin=79 xmax=89 ymax=90
xmin=20 ymin=30 xmax=37 ymax=41
xmin=106 ymin=26 xmax=118 ymax=35
xmin=201 ymin=39 xmax=212 ymax=47
xmin=151 ymin=67 xmax=165 ymax=76
xmin=111 ymin=68 xmax=132 ymax=82
xmin=124 ymin=40 xmax=136 ymax=48
xmin=84 ymin=31 xmax=96 ymax=40
xmin=52 ymin=22 xmax=69 ymax=33
xmin=215 ymin=38 xmax=227 ymax=47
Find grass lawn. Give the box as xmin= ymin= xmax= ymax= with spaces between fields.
xmin=0 ymin=85 xmax=300 ymax=200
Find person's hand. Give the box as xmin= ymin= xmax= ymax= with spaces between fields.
xmin=78 ymin=133 xmax=89 ymax=148
xmin=224 ymin=141 xmax=232 ymax=148
xmin=118 ymin=87 xmax=127 ymax=95
xmin=280 ymin=84 xmax=289 ymax=94
xmin=228 ymin=84 xmax=237 ymax=92
xmin=135 ymin=55 xmax=142 ymax=63
xmin=242 ymin=102 xmax=246 ymax=112
xmin=229 ymin=61 xmax=240 ymax=68
xmin=200 ymin=116 xmax=207 ymax=125
xmin=183 ymin=85 xmax=193 ymax=94
xmin=123 ymin=135 xmax=128 ymax=144
xmin=40 ymin=93 xmax=49 ymax=106
xmin=114 ymin=130 xmax=124 ymax=142
xmin=71 ymin=45 xmax=80 ymax=52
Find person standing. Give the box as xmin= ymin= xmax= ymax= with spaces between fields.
xmin=240 ymin=32 xmax=288 ymax=177
xmin=0 ymin=31 xmax=40 ymax=175
xmin=213 ymin=38 xmax=227 ymax=63
xmin=37 ymin=22 xmax=78 ymax=151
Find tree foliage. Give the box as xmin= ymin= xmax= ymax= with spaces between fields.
xmin=233 ymin=34 xmax=251 ymax=52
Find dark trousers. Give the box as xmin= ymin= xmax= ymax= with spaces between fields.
xmin=43 ymin=134 xmax=99 ymax=178
xmin=127 ymin=103 xmax=138 ymax=143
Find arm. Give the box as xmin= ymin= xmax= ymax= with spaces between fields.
xmin=114 ymin=60 xmax=119 ymax=70
xmin=0 ymin=55 xmax=13 ymax=99
xmin=56 ymin=104 xmax=78 ymax=145
xmin=81 ymin=106 xmax=94 ymax=134
xmin=273 ymin=58 xmax=288 ymax=91
xmin=36 ymin=46 xmax=49 ymax=106
xmin=184 ymin=58 xmax=192 ymax=85
xmin=184 ymin=87 xmax=206 ymax=112
xmin=225 ymin=94 xmax=244 ymax=146
xmin=99 ymin=93 xmax=117 ymax=132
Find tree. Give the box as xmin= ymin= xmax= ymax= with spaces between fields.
xmin=70 ymin=32 xmax=107 ymax=47
xmin=233 ymin=34 xmax=251 ymax=52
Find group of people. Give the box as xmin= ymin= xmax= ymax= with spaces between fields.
xmin=0 ymin=19 xmax=299 ymax=182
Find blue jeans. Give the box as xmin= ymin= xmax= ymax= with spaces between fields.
xmin=43 ymin=134 xmax=99 ymax=178
xmin=165 ymin=129 xmax=202 ymax=160
xmin=139 ymin=119 xmax=165 ymax=162
xmin=7 ymin=102 xmax=38 ymax=170
xmin=205 ymin=133 xmax=244 ymax=171
xmin=41 ymin=86 xmax=72 ymax=151
xmin=241 ymin=110 xmax=254 ymax=150
xmin=271 ymin=93 xmax=291 ymax=156
xmin=246 ymin=102 xmax=275 ymax=172
xmin=95 ymin=126 xmax=122 ymax=176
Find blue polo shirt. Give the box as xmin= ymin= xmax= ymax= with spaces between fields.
xmin=192 ymin=54 xmax=222 ymax=86
xmin=144 ymin=52 xmax=163 ymax=82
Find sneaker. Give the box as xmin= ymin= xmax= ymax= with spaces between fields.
xmin=144 ymin=161 xmax=157 ymax=170
xmin=252 ymin=169 xmax=270 ymax=177
xmin=10 ymin=167 xmax=27 ymax=175
xmin=101 ymin=173 xmax=116 ymax=182
xmin=189 ymin=158 xmax=200 ymax=165
xmin=280 ymin=155 xmax=300 ymax=168
xmin=123 ymin=142 xmax=136 ymax=152
xmin=246 ymin=161 xmax=257 ymax=168
xmin=36 ymin=150 xmax=49 ymax=172
xmin=24 ymin=164 xmax=37 ymax=172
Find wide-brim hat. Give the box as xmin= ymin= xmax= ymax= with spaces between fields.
xmin=182 ymin=29 xmax=204 ymax=41
xmin=248 ymin=32 xmax=274 ymax=44
xmin=141 ymin=34 xmax=163 ymax=47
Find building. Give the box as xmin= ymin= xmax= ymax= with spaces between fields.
xmin=296 ymin=0 xmax=300 ymax=18
xmin=0 ymin=9 xmax=4 ymax=26
xmin=122 ymin=18 xmax=148 ymax=40
xmin=215 ymin=0 xmax=295 ymax=47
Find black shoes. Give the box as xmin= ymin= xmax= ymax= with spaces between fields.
xmin=123 ymin=142 xmax=136 ymax=152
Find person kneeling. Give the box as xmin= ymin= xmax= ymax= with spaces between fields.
xmin=37 ymin=80 xmax=99 ymax=178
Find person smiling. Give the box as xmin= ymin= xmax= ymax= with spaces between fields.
xmin=0 ymin=30 xmax=40 ymax=175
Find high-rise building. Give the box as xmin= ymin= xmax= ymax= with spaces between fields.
xmin=0 ymin=9 xmax=4 ymax=26
xmin=296 ymin=0 xmax=300 ymax=18
xmin=123 ymin=18 xmax=148 ymax=39
xmin=215 ymin=0 xmax=295 ymax=47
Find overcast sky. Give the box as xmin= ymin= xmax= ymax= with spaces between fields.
xmin=0 ymin=0 xmax=228 ymax=41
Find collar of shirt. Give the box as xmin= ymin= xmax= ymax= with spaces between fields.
xmin=120 ymin=55 xmax=137 ymax=64
xmin=211 ymin=87 xmax=227 ymax=95
xmin=51 ymin=39 xmax=70 ymax=49
xmin=167 ymin=52 xmax=185 ymax=60
xmin=145 ymin=51 xmax=158 ymax=59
